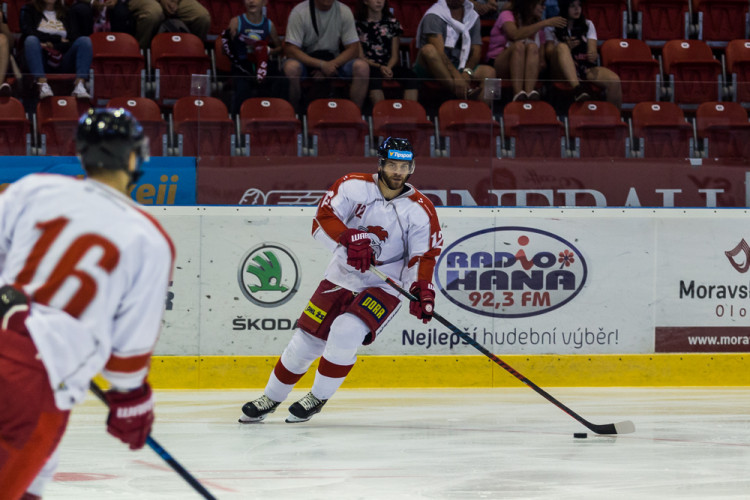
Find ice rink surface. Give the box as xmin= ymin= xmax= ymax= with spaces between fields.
xmin=44 ymin=387 xmax=750 ymax=500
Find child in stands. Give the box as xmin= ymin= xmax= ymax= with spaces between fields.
xmin=354 ymin=0 xmax=419 ymax=107
xmin=221 ymin=0 xmax=282 ymax=114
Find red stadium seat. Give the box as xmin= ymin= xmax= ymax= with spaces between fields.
xmin=107 ymin=97 xmax=169 ymax=157
xmin=567 ymin=101 xmax=629 ymax=157
xmin=501 ymin=101 xmax=563 ymax=158
xmin=306 ymin=98 xmax=369 ymax=157
xmin=3 ymin=0 xmax=23 ymax=32
xmin=662 ymin=39 xmax=722 ymax=106
xmin=0 ymin=97 xmax=31 ymax=155
xmin=694 ymin=0 xmax=750 ymax=46
xmin=150 ymin=33 xmax=211 ymax=106
xmin=695 ymin=101 xmax=750 ymax=158
xmin=631 ymin=0 xmax=690 ymax=46
xmin=372 ymin=99 xmax=435 ymax=158
xmin=198 ymin=0 xmax=244 ymax=38
xmin=265 ymin=0 xmax=297 ymax=37
xmin=397 ymin=0 xmax=434 ymax=39
xmin=239 ymin=97 xmax=302 ymax=156
xmin=90 ymin=32 xmax=145 ymax=105
xmin=438 ymin=100 xmax=501 ymax=157
xmin=726 ymin=39 xmax=750 ymax=105
xmin=214 ymin=36 xmax=232 ymax=74
xmin=631 ymin=101 xmax=694 ymax=158
xmin=582 ymin=0 xmax=629 ymax=41
xmin=173 ymin=96 xmax=236 ymax=157
xmin=600 ymin=39 xmax=661 ymax=108
xmin=36 ymin=97 xmax=91 ymax=156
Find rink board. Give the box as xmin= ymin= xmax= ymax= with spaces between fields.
xmin=144 ymin=353 xmax=750 ymax=388
xmin=140 ymin=206 xmax=750 ymax=387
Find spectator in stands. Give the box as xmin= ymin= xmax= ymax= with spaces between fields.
xmin=67 ymin=0 xmax=114 ymax=35
xmin=0 ymin=11 xmax=13 ymax=96
xmin=544 ymin=0 xmax=622 ymax=107
xmin=354 ymin=0 xmax=419 ymax=107
xmin=486 ymin=0 xmax=566 ymax=101
xmin=120 ymin=0 xmax=211 ymax=51
xmin=221 ymin=0 xmax=283 ymax=115
xmin=283 ymin=0 xmax=370 ymax=112
xmin=414 ymin=0 xmax=496 ymax=103
xmin=20 ymin=0 xmax=93 ymax=99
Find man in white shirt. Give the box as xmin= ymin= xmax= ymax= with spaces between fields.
xmin=283 ymin=0 xmax=370 ymax=111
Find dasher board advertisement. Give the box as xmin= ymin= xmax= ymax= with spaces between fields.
xmin=153 ymin=206 xmax=715 ymax=357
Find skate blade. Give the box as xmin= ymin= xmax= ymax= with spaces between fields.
xmin=238 ymin=414 xmax=268 ymax=424
xmin=285 ymin=413 xmax=312 ymax=423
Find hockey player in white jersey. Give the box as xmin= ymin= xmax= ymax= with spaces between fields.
xmin=0 ymin=108 xmax=174 ymax=500
xmin=240 ymin=137 xmax=443 ymax=424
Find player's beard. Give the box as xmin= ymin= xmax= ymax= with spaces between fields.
xmin=379 ymin=169 xmax=407 ymax=192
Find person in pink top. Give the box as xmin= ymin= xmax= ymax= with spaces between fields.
xmin=486 ymin=0 xmax=565 ymax=101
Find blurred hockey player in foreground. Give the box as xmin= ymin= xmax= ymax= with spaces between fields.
xmin=0 ymin=108 xmax=174 ymax=499
xmin=240 ymin=137 xmax=443 ymax=424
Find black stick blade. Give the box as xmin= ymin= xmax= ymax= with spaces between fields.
xmin=589 ymin=420 xmax=636 ymax=435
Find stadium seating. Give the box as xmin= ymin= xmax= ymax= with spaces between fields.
xmin=0 ymin=97 xmax=31 ymax=155
xmin=213 ymin=37 xmax=232 ymax=74
xmin=306 ymin=98 xmax=369 ymax=156
xmin=396 ymin=0 xmax=433 ymax=39
xmin=173 ymin=96 xmax=237 ymax=156
xmin=198 ymin=0 xmax=244 ymax=38
xmin=694 ymin=0 xmax=750 ymax=46
xmin=36 ymin=97 xmax=91 ymax=156
xmin=695 ymin=101 xmax=750 ymax=158
xmin=567 ymin=101 xmax=630 ymax=158
xmin=372 ymin=99 xmax=436 ymax=158
xmin=631 ymin=0 xmax=690 ymax=46
xmin=90 ymin=32 xmax=145 ymax=105
xmin=239 ymin=97 xmax=302 ymax=156
xmin=662 ymin=39 xmax=722 ymax=107
xmin=600 ymin=39 xmax=661 ymax=108
xmin=2 ymin=0 xmax=23 ymax=32
xmin=265 ymin=0 xmax=297 ymax=37
xmin=631 ymin=101 xmax=694 ymax=157
xmin=582 ymin=0 xmax=629 ymax=41
xmin=150 ymin=33 xmax=211 ymax=106
xmin=500 ymin=101 xmax=563 ymax=158
xmin=437 ymin=100 xmax=501 ymax=158
xmin=726 ymin=39 xmax=750 ymax=105
xmin=107 ymin=97 xmax=169 ymax=157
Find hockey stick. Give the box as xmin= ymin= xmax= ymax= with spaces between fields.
xmin=89 ymin=381 xmax=217 ymax=499
xmin=370 ymin=266 xmax=635 ymax=435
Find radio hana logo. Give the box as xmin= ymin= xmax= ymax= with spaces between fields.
xmin=436 ymin=227 xmax=587 ymax=318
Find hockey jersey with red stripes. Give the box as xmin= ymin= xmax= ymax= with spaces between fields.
xmin=0 ymin=174 xmax=174 ymax=410
xmin=312 ymin=172 xmax=442 ymax=294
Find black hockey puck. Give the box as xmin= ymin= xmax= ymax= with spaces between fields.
xmin=573 ymin=433 xmax=588 ymax=439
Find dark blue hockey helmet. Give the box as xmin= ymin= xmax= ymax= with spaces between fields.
xmin=377 ymin=137 xmax=415 ymax=173
xmin=76 ymin=108 xmax=149 ymax=176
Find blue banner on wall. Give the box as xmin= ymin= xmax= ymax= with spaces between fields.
xmin=0 ymin=156 xmax=196 ymax=205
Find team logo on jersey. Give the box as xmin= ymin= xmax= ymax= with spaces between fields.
xmin=238 ymin=243 xmax=300 ymax=307
xmin=355 ymin=225 xmax=388 ymax=260
xmin=435 ymin=227 xmax=587 ymax=318
xmin=358 ymin=294 xmax=388 ymax=322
